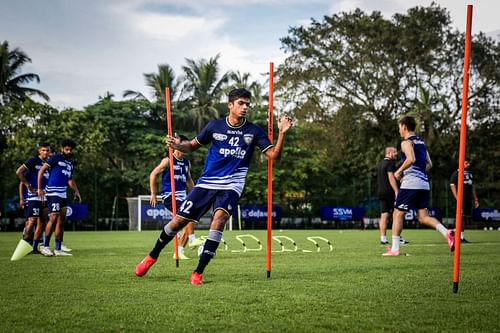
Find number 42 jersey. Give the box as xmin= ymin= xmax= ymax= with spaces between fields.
xmin=194 ymin=117 xmax=273 ymax=196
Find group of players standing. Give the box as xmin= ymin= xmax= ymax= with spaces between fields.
xmin=16 ymin=139 xmax=81 ymax=257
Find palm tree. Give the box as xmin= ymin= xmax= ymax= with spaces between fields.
xmin=180 ymin=54 xmax=229 ymax=131
xmin=227 ymin=70 xmax=264 ymax=107
xmin=0 ymin=41 xmax=49 ymax=104
xmin=123 ymin=64 xmax=177 ymax=103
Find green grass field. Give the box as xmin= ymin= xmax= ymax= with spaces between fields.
xmin=1 ymin=229 xmax=500 ymax=333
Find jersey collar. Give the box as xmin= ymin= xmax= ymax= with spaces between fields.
xmin=226 ymin=116 xmax=246 ymax=129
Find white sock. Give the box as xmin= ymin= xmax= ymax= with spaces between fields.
xmin=461 ymin=231 xmax=465 ymax=240
xmin=178 ymin=246 xmax=184 ymax=255
xmin=391 ymin=236 xmax=400 ymax=252
xmin=380 ymin=236 xmax=388 ymax=243
xmin=436 ymin=223 xmax=447 ymax=237
xmin=189 ymin=234 xmax=196 ymax=243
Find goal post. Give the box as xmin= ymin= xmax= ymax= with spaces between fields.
xmin=126 ymin=195 xmax=173 ymax=231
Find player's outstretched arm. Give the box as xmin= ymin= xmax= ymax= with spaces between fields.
xmin=264 ymin=115 xmax=293 ymax=162
xmin=149 ymin=158 xmax=169 ymax=207
xmin=394 ymin=140 xmax=414 ymax=180
xmin=68 ymin=179 xmax=82 ymax=203
xmin=37 ymin=164 xmax=49 ymax=201
xmin=165 ymin=135 xmax=201 ymax=153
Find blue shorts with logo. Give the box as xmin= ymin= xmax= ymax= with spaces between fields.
xmin=26 ymin=200 xmax=44 ymax=218
xmin=162 ymin=195 xmax=184 ymax=214
xmin=394 ymin=189 xmax=430 ymax=212
xmin=176 ymin=187 xmax=240 ymax=222
xmin=47 ymin=196 xmax=68 ymax=214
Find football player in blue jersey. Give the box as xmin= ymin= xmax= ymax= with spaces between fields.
xmin=383 ymin=116 xmax=455 ymax=256
xmin=37 ymin=139 xmax=82 ymax=256
xmin=16 ymin=143 xmax=50 ymax=253
xmin=136 ymin=88 xmax=293 ymax=284
xmin=149 ymin=135 xmax=204 ymax=260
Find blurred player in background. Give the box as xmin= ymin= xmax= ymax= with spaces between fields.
xmin=149 ymin=134 xmax=203 ymax=260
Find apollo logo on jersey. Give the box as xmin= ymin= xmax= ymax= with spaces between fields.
xmin=219 ymin=147 xmax=247 ymax=159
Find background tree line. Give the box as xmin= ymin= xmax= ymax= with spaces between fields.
xmin=1 ymin=3 xmax=498 ymax=228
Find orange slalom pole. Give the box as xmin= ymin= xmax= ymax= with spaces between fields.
xmin=453 ymin=4 xmax=473 ymax=294
xmin=165 ymin=87 xmax=179 ymax=267
xmin=266 ymin=62 xmax=274 ymax=278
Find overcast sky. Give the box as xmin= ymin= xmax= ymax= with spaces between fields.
xmin=1 ymin=0 xmax=499 ymax=109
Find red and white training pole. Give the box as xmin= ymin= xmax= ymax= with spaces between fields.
xmin=266 ymin=62 xmax=274 ymax=278
xmin=165 ymin=87 xmax=180 ymax=268
xmin=453 ymin=4 xmax=473 ymax=294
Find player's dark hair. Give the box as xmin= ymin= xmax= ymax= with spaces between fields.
xmin=228 ymin=88 xmax=251 ymax=103
xmin=399 ymin=116 xmax=416 ymax=132
xmin=60 ymin=139 xmax=76 ymax=149
xmin=38 ymin=142 xmax=50 ymax=148
xmin=465 ymin=156 xmax=471 ymax=162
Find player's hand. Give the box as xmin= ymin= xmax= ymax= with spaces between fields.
xmin=394 ymin=170 xmax=403 ymax=180
xmin=27 ymin=184 xmax=35 ymax=194
xmin=19 ymin=199 xmax=25 ymax=209
xmin=74 ymin=191 xmax=82 ymax=203
xmin=150 ymin=194 xmax=157 ymax=207
xmin=165 ymin=133 xmax=181 ymax=149
xmin=474 ymin=199 xmax=479 ymax=208
xmin=278 ymin=115 xmax=293 ymax=134
xmin=37 ymin=189 xmax=46 ymax=202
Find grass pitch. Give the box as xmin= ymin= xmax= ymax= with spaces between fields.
xmin=1 ymin=229 xmax=500 ymax=332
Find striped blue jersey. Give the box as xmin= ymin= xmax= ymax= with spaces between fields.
xmin=23 ymin=156 xmax=49 ymax=201
xmin=45 ymin=153 xmax=74 ymax=198
xmin=400 ymin=135 xmax=430 ymax=190
xmin=194 ymin=117 xmax=273 ymax=196
xmin=161 ymin=156 xmax=190 ymax=201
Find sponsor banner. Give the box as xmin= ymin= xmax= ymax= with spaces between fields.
xmin=141 ymin=204 xmax=173 ymax=222
xmin=240 ymin=205 xmax=282 ymax=221
xmin=66 ymin=204 xmax=89 ymax=221
xmin=403 ymin=208 xmax=441 ymax=221
xmin=473 ymin=208 xmax=500 ymax=222
xmin=320 ymin=207 xmax=365 ymax=221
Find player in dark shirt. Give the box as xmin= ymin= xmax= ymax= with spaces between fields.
xmin=450 ymin=157 xmax=479 ymax=243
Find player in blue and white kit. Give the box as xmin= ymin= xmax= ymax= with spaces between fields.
xmin=37 ymin=139 xmax=82 ymax=257
xmin=136 ymin=88 xmax=293 ymax=284
xmin=16 ymin=143 xmax=50 ymax=253
xmin=149 ymin=135 xmax=204 ymax=260
xmin=383 ymin=116 xmax=455 ymax=256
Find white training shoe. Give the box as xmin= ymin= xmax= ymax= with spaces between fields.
xmin=54 ymin=250 xmax=73 ymax=257
xmin=40 ymin=246 xmax=54 ymax=257
xmin=61 ymin=244 xmax=72 ymax=252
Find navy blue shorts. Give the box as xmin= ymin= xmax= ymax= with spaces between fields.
xmin=26 ymin=200 xmax=43 ymax=218
xmin=162 ymin=196 xmax=184 ymax=214
xmin=176 ymin=187 xmax=240 ymax=222
xmin=394 ymin=189 xmax=429 ymax=212
xmin=47 ymin=196 xmax=68 ymax=214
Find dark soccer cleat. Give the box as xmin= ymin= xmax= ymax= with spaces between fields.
xmin=380 ymin=240 xmax=389 ymax=245
xmin=190 ymin=272 xmax=203 ymax=285
xmin=446 ymin=230 xmax=455 ymax=252
xmin=461 ymin=238 xmax=470 ymax=244
xmin=135 ymin=255 xmax=157 ymax=277
xmin=400 ymin=238 xmax=410 ymax=245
